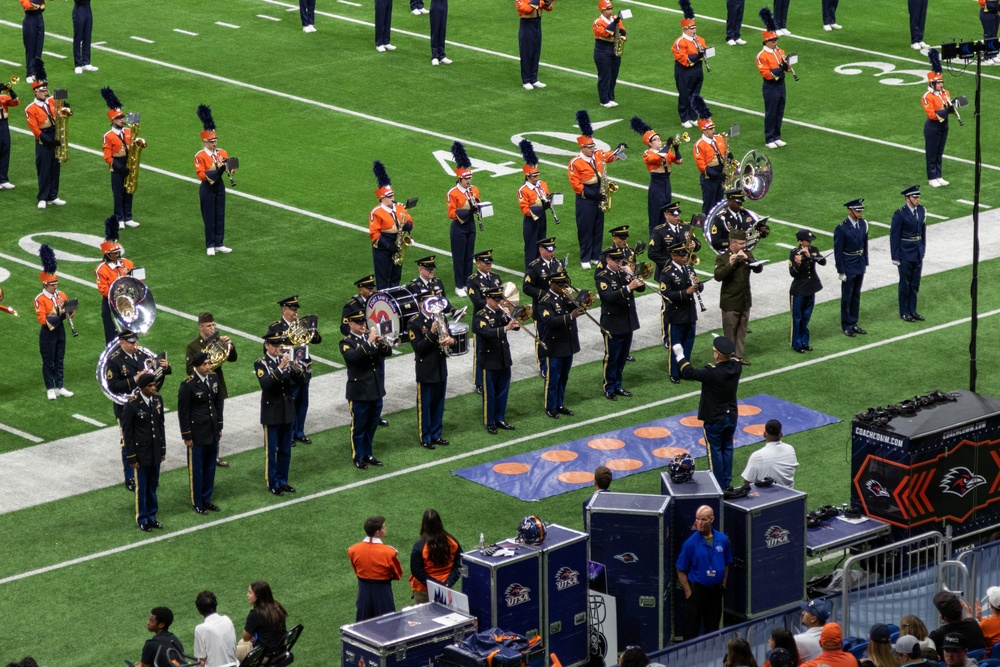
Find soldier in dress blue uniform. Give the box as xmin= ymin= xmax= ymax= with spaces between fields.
xmin=708 ymin=190 xmax=766 ymax=253
xmin=122 ymin=373 xmax=166 ymax=531
xmin=788 ymin=229 xmax=825 ymax=353
xmin=596 ymin=225 xmax=635 ymax=271
xmin=255 ymin=332 xmax=305 ymax=494
xmin=408 ymin=294 xmax=453 ymax=450
xmin=648 ymin=202 xmax=700 ymax=282
xmin=467 ymin=249 xmax=502 ymax=395
xmin=267 ymin=295 xmax=322 ymax=445
xmin=409 ymin=256 xmax=454 ymax=306
xmin=341 ymin=275 xmax=376 ymax=336
xmin=890 ymin=185 xmax=927 ymax=323
xmin=833 ymin=198 xmax=869 ymax=337
xmin=596 ymin=246 xmax=645 ymax=400
xmin=539 ymin=270 xmax=584 ymax=418
xmin=523 ymin=237 xmax=564 ymax=379
xmin=475 ymin=286 xmax=518 ymax=434
xmin=660 ymin=242 xmax=704 ymax=384
xmin=177 ymin=352 xmax=224 ymax=515
xmin=340 ymin=311 xmax=393 ymax=469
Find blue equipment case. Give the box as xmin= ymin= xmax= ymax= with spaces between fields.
xmin=661 ymin=471 xmax=723 ymax=639
xmin=722 ymin=484 xmax=807 ymax=619
xmin=462 ymin=540 xmax=544 ymax=641
xmin=526 ymin=524 xmax=590 ymax=667
xmin=340 ymin=602 xmax=476 ymax=667
xmin=584 ymin=492 xmax=671 ymax=651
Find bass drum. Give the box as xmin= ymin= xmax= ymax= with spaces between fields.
xmin=447 ymin=322 xmax=469 ymax=356
xmin=366 ymin=285 xmax=421 ymax=342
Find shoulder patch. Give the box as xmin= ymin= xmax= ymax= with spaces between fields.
xmin=341 ymin=343 xmax=351 ymax=352
xmin=541 ymin=309 xmax=550 ymax=318
xmin=599 ymin=281 xmax=609 ymax=290
xmin=256 ymin=368 xmax=264 ymax=377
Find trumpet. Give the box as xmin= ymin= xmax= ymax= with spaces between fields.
xmin=0 ymin=75 xmax=17 ymax=94
xmin=666 ymin=132 xmax=690 ymax=154
xmin=0 ymin=287 xmax=18 ymax=317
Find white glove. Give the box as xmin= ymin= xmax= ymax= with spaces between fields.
xmin=892 ymin=260 xmax=900 ymax=266
xmin=839 ymin=273 xmax=847 ymax=282
xmin=672 ymin=343 xmax=685 ymax=362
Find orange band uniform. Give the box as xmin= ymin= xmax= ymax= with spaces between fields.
xmin=95 ymin=260 xmax=135 ymax=298
xmin=348 ymin=540 xmax=403 ymax=581
xmin=447 ymin=184 xmax=481 ymax=221
xmin=34 ymin=290 xmax=69 ymax=327
xmin=756 ymin=47 xmax=787 ymax=81
xmin=643 ymin=147 xmax=680 ymax=174
xmin=0 ymin=93 xmax=20 ymax=121
xmin=194 ymin=148 xmax=229 ymax=185
xmin=103 ymin=127 xmax=132 ymax=165
xmin=922 ymin=89 xmax=951 ymax=121
xmin=568 ymin=150 xmax=618 ymax=195
xmin=369 ymin=204 xmax=413 ymax=245
xmin=672 ymin=35 xmax=707 ymax=67
xmin=516 ymin=0 xmax=552 ymax=19
xmin=408 ymin=535 xmax=460 ymax=592
xmin=593 ymin=15 xmax=624 ymax=41
xmin=693 ymin=135 xmax=727 ymax=174
xmin=518 ymin=180 xmax=551 ymax=215
xmin=25 ymin=99 xmax=59 ymax=142
xmin=19 ymin=0 xmax=43 ymax=10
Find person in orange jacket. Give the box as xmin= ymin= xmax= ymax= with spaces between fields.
xmin=349 ymin=516 xmax=403 ymax=621
xmin=922 ymin=49 xmax=958 ymax=188
xmin=568 ymin=110 xmax=624 ymax=269
xmin=408 ymin=509 xmax=462 ymax=604
xmin=35 ymin=244 xmax=75 ymax=401
xmin=100 ymin=87 xmax=143 ymax=230
xmin=0 ymin=77 xmax=20 ymax=189
xmin=593 ymin=0 xmax=626 ymax=108
xmin=756 ymin=9 xmax=790 ymax=150
xmin=673 ymin=1 xmax=709 ymax=128
xmin=95 ymin=217 xmax=136 ymax=343
xmin=194 ymin=105 xmax=233 ymax=256
xmin=20 ymin=0 xmax=45 ymax=82
xmin=24 ymin=58 xmax=71 ymax=209
xmin=691 ymin=96 xmax=727 ymax=215
xmin=447 ymin=142 xmax=481 ymax=298
xmin=516 ymin=0 xmax=553 ymax=90
xmin=631 ymin=116 xmax=682 ymax=237
xmin=370 ymin=160 xmax=414 ymax=290
xmin=518 ymin=140 xmax=554 ymax=268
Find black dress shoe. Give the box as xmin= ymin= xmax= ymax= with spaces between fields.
xmin=476 ymin=387 xmax=483 ymax=395
xmin=280 ymin=484 xmax=297 ymax=493
xmin=615 ymin=388 xmax=633 ymax=397
xmin=539 ymin=369 xmax=547 ymax=379
xmin=378 ymin=419 xmax=389 ymax=427
xmin=193 ymin=506 xmax=208 ymax=515
xmin=353 ymin=459 xmax=369 ymax=470
xmin=294 ymin=435 xmax=312 ymax=444
xmin=557 ymin=406 xmax=574 ymax=416
xmin=901 ymin=314 xmax=915 ymax=322
xmin=625 ymin=355 xmax=636 ymax=362
xmin=139 ymin=522 xmax=153 ymax=532
xmin=605 ymin=392 xmax=617 ymax=401
xmin=740 ymin=359 xmax=752 ymax=366
xmin=843 ymin=329 xmax=856 ymax=337
xmin=669 ymin=376 xmax=681 ymax=384
xmin=365 ymin=456 xmax=384 ymax=467
xmin=546 ymin=410 xmax=560 ymax=419
xmin=498 ymin=421 xmax=516 ymax=430
xmin=803 ymin=345 xmax=813 ymax=351
xmin=421 ymin=441 xmax=436 ymax=450
xmin=432 ymin=438 xmax=450 ymax=446
xmin=216 ymin=459 xmax=229 ymax=468
xmin=125 ymin=479 xmax=136 ymax=492
xmin=853 ymin=326 xmax=867 ymax=335
xmin=151 ymin=521 xmax=163 ymax=529
xmin=794 ymin=347 xmax=807 ymax=354
xmin=290 ymin=440 xmax=296 ymax=447
xmin=206 ymin=504 xmax=221 ymax=512
xmin=487 ymin=425 xmax=498 ymax=434
xmin=269 ymin=486 xmax=284 ymax=496
xmin=912 ymin=313 xmax=925 ymax=321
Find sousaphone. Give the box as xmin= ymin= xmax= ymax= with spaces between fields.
xmin=108 ymin=275 xmax=156 ymax=333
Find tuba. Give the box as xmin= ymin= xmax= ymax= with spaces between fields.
xmin=53 ymin=90 xmax=71 ymax=164
xmin=702 ymin=199 xmax=771 ymax=255
xmin=108 ymin=275 xmax=156 ymax=333
xmin=96 ymin=339 xmax=160 ymax=404
xmin=124 ymin=112 xmax=146 ymax=194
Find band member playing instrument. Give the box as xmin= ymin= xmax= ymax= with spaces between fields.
xmin=593 ymin=0 xmax=626 ymax=108
xmin=370 ymin=160 xmax=414 ymax=290
xmin=714 ymin=229 xmax=762 ymax=364
xmin=185 ymin=312 xmax=237 ymax=467
xmin=0 ymin=77 xmax=19 ymax=189
xmin=339 ymin=311 xmax=392 ymax=469
xmin=408 ymin=293 xmax=453 ymax=450
xmin=596 ymin=246 xmax=644 ymax=400
xmin=516 ymin=0 xmax=552 ymax=90
xmin=691 ymin=96 xmax=727 ymax=215
xmin=123 ymin=374 xmax=166 ymax=532
xmin=100 ymin=87 xmax=140 ymax=229
xmin=539 ymin=270 xmax=583 ymax=419
xmin=568 ymin=110 xmax=623 ymax=269
xmin=597 ymin=225 xmax=635 ymax=271
xmin=256 ymin=331 xmax=305 ymax=493
xmin=72 ymin=0 xmax=99 ymax=72
xmin=923 ymin=50 xmax=956 ymax=188
xmin=178 ymin=352 xmax=224 ymax=515
xmin=447 ymin=142 xmax=480 ymax=298
xmin=789 ymin=229 xmax=825 ymax=353
xmin=890 ymin=186 xmax=927 ymax=322
xmin=410 ymin=256 xmax=456 ymax=308
xmin=709 ymin=189 xmax=763 ymax=253
xmin=523 ymin=237 xmax=565 ymax=379
xmin=268 ymin=295 xmax=322 ymax=445
xmin=468 ymin=250 xmax=502 ymax=394
xmin=195 ymin=105 xmax=233 ymax=256
xmin=475 ymin=286 xmax=517 ymax=434
xmin=673 ymin=2 xmax=708 ymax=129
xmin=24 ymin=59 xmax=70 ymax=209
xmin=518 ymin=140 xmax=552 ymax=268
xmin=342 ymin=275 xmax=377 ymax=335
xmin=632 ymin=117 xmax=681 ymax=236
xmin=834 ymin=199 xmax=869 ymax=337
xmin=95 ymin=218 xmax=135 ymax=344
xmin=661 ymin=241 xmax=703 ymax=384
xmin=20 ymin=0 xmax=45 ymax=82
xmin=757 ymin=9 xmax=789 ymax=149
xmin=979 ymin=0 xmax=1000 ymax=64
xmin=35 ymin=244 xmax=74 ymax=400
xmin=648 ymin=202 xmax=699 ymax=282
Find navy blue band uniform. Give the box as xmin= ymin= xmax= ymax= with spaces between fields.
xmin=539 ymin=278 xmax=580 ymax=416
xmin=255 ymin=340 xmax=305 ymax=494
xmin=647 ymin=204 xmax=700 ymax=281
xmin=122 ymin=387 xmax=166 ymax=530
xmin=522 ymin=240 xmax=564 ymax=378
xmin=595 ymin=249 xmax=644 ymax=398
xmin=408 ymin=304 xmax=449 ymax=449
xmin=474 ymin=295 xmax=514 ymax=433
xmin=342 ymin=275 xmax=376 ymax=336
xmin=177 ymin=366 xmax=224 ymax=512
xmin=267 ymin=295 xmax=322 ymax=444
xmin=340 ymin=315 xmax=392 ymax=468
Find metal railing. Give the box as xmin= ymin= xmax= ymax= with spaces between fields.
xmin=956 ymin=537 xmax=1000 ymax=606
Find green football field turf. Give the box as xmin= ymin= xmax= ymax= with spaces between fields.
xmin=0 ymin=0 xmax=998 ymax=663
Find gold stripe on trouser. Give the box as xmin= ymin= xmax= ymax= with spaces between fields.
xmin=416 ymin=382 xmax=423 ymax=442
xmin=134 ymin=468 xmax=141 ymax=522
xmin=788 ymin=295 xmax=794 ymax=346
xmin=542 ymin=366 xmax=550 ymax=408
xmin=188 ymin=446 xmax=195 ymax=507
xmin=471 ymin=337 xmax=476 ymax=384
xmin=263 ymin=428 xmax=269 ymax=484
xmin=534 ymin=338 xmax=541 ymax=373
xmin=660 ymin=300 xmax=666 ymax=345
xmin=349 ymin=400 xmax=357 ymax=459
xmin=666 ymin=324 xmax=674 ymax=376
xmin=482 ymin=369 xmax=489 ymax=424
xmin=602 ymin=331 xmax=611 ymax=390
xmin=703 ymin=426 xmax=713 ymax=474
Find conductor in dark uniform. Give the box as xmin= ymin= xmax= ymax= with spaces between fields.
xmin=674 ymin=336 xmax=742 ymax=489
xmin=890 ymin=185 xmax=927 ymax=322
xmin=340 ymin=311 xmax=393 ymax=469
xmin=341 ymin=275 xmax=376 ymax=336
xmin=267 ymin=295 xmax=322 ymax=444
xmin=523 ymin=237 xmax=564 ymax=379
xmin=539 ymin=270 xmax=583 ymax=418
xmin=468 ymin=250 xmax=502 ymax=394
xmin=408 ymin=294 xmax=453 ymax=450
xmin=648 ymin=202 xmax=698 ymax=282
xmin=788 ymin=229 xmax=825 ymax=353
xmin=596 ymin=247 xmax=645 ymax=400
xmin=255 ymin=332 xmax=305 ymax=495
xmin=833 ymin=198 xmax=869 ymax=337
xmin=122 ymin=373 xmax=166 ymax=531
xmin=475 ymin=286 xmax=517 ymax=434
xmin=660 ymin=242 xmax=704 ymax=384
xmin=177 ymin=352 xmax=224 ymax=515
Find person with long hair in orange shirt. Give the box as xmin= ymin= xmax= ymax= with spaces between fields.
xmin=408 ymin=509 xmax=462 ymax=604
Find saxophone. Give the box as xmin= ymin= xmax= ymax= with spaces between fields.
xmin=54 ymin=97 xmax=71 ymax=164
xmin=124 ymin=113 xmax=146 ymax=194
xmin=391 ymin=203 xmax=413 ymax=266
xmin=612 ymin=16 xmax=626 ymax=57
xmin=598 ymin=159 xmax=618 ymax=213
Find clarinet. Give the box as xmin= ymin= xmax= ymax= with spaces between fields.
xmin=688 ymin=266 xmax=707 ymax=312
xmin=696 ymin=39 xmax=711 ymax=73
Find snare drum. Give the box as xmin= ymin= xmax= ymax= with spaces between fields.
xmin=366 ymin=285 xmax=421 ymax=341
xmin=447 ymin=322 xmax=469 ymax=356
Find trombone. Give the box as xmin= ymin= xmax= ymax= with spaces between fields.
xmin=498 ymin=282 xmax=546 ymax=349
xmin=560 ymin=281 xmax=609 ymax=335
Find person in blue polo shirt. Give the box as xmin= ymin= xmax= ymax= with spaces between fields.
xmin=676 ymin=504 xmax=732 ymax=639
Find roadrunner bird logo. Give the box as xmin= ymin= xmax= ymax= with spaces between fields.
xmin=504 ymin=583 xmax=532 ymax=607
xmin=940 ymin=467 xmax=987 ymax=498
xmin=865 ymin=479 xmax=890 ymax=498
xmin=764 ymin=525 xmax=790 ymax=548
xmin=554 ymin=566 xmax=581 ymax=590
xmin=614 ymin=552 xmax=639 ymax=563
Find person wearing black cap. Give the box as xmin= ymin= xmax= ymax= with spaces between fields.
xmin=796 ymin=599 xmax=833 ymax=661
xmin=674 ymin=336 xmax=742 ymax=488
xmin=268 ymin=295 xmax=322 ymax=445
xmin=178 ymin=351 xmax=224 ymax=515
xmin=929 ymin=591 xmax=986 ymax=659
xmin=833 ymin=199 xmax=869 ymax=337
xmin=523 ymin=238 xmax=565 ymax=379
xmin=596 ymin=246 xmax=645 ymax=400
xmin=890 ymin=186 xmax=927 ymax=323
xmin=709 ymin=189 xmax=763 ymax=253
xmin=408 ymin=293 xmax=453 ymax=450
xmin=410 ymin=256 xmax=456 ymax=311
xmin=185 ymin=313 xmax=237 ymax=467
xmin=714 ymin=229 xmax=761 ymax=363
xmin=468 ymin=250 xmax=502 ymax=394
xmin=108 ymin=329 xmax=171 ymax=492
xmin=340 ymin=312 xmax=392 ymax=469
xmin=597 ymin=225 xmax=635 ymax=271
xmin=255 ymin=331 xmax=305 ymax=492
xmin=475 ymin=286 xmax=517 ymax=434
xmin=940 ymin=633 xmax=974 ymax=667
xmin=342 ymin=276 xmax=377 ymax=336
xmin=660 ymin=241 xmax=703 ymax=384
xmin=517 ymin=140 xmax=552 ymax=268
xmin=789 ymin=229 xmax=825 ymax=353
xmin=740 ymin=418 xmax=798 ymax=488
xmin=122 ymin=372 xmax=166 ymax=531
xmin=540 ymin=270 xmax=584 ymax=418
xmin=648 ymin=202 xmax=700 ymax=282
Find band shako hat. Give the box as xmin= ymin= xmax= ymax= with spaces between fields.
xmin=100 ymin=87 xmax=125 ymax=122
xmin=39 ymin=243 xmax=58 ymax=284
xmin=629 ymin=116 xmax=658 ymax=147
xmin=373 ymin=160 xmax=394 ymax=199
xmin=451 ymin=142 xmax=473 ymax=179
xmin=519 ymin=140 xmax=540 ymax=176
xmin=575 ymin=110 xmax=596 ymax=147
xmin=691 ymin=95 xmax=714 ymax=131
xmin=197 ymin=104 xmax=217 ymax=141
xmin=679 ymin=0 xmax=696 ymax=27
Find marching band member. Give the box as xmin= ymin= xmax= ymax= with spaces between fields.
xmin=774 ymin=0 xmax=792 ymax=34
xmin=341 ymin=275 xmax=376 ymax=335
xmin=370 ymin=160 xmax=413 ymax=290
xmin=923 ymin=50 xmax=956 ymax=188
xmin=299 ymin=0 xmax=316 ymax=32
xmin=24 ymin=59 xmax=70 ymax=209
xmin=632 ymin=116 xmax=681 ymax=236
xmin=185 ymin=312 xmax=237 ymax=467
xmin=523 ymin=237 xmax=565 ymax=379
xmin=408 ymin=293 xmax=453 ymax=450
xmin=100 ymin=87 xmax=141 ymax=229
xmin=256 ymin=331 xmax=305 ymax=493
xmin=708 ymin=189 xmax=768 ymax=253
xmin=890 ymin=186 xmax=927 ymax=323
xmin=410 ymin=256 xmax=456 ymax=307
xmin=516 ymin=0 xmax=552 ymax=90
xmin=123 ymin=374 xmax=166 ymax=532
xmin=673 ymin=2 xmax=708 ymax=129
xmin=177 ymin=352 xmax=224 ymax=515
xmin=374 ymin=0 xmax=397 ymax=52
xmin=34 ymin=244 xmax=74 ymax=400
xmin=475 ymin=286 xmax=517 ymax=434
xmin=95 ymin=218 xmax=136 ymax=343
xmin=339 ymin=311 xmax=392 ymax=469
xmin=833 ymin=199 xmax=869 ymax=338
xmin=268 ymin=295 xmax=323 ymax=445
xmin=447 ymin=142 xmax=480 ymax=298
xmin=596 ymin=246 xmax=644 ymax=400
xmin=568 ymin=110 xmax=623 ymax=269
xmin=518 ymin=140 xmax=552 ymax=268
xmin=660 ymin=241 xmax=703 ymax=384
xmin=648 ymin=202 xmax=700 ymax=282
xmin=757 ymin=9 xmax=789 ymax=150
xmin=691 ymin=96 xmax=727 ymax=215
xmin=72 ymin=0 xmax=99 ymax=72
xmin=597 ymin=225 xmax=634 ymax=270
xmin=0 ymin=77 xmax=19 ymax=189
xmin=593 ymin=0 xmax=625 ymax=108
xmin=714 ymin=229 xmax=762 ymax=364
xmin=468 ymin=249 xmax=502 ymax=395
xmin=428 ymin=0 xmax=450 ymax=65
xmin=909 ymin=0 xmax=930 ymax=53
xmin=789 ymin=229 xmax=825 ymax=353
xmin=979 ymin=0 xmax=999 ymax=64
xmin=821 ymin=0 xmax=841 ymax=31
xmin=20 ymin=0 xmax=45 ymax=82
xmin=725 ymin=0 xmax=746 ymax=46
xmin=539 ymin=270 xmax=583 ymax=419
xmin=195 ymin=105 xmax=233 ymax=256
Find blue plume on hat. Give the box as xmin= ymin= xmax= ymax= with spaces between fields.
xmin=759 ymin=6 xmax=777 ymax=32
xmin=104 ymin=215 xmax=120 ymax=242
xmin=519 ymin=139 xmax=539 ymax=166
xmin=39 ymin=244 xmax=57 ymax=275
xmin=576 ymin=110 xmax=593 ymax=138
xmin=196 ymin=104 xmax=215 ymax=131
xmin=629 ymin=116 xmax=653 ymax=136
xmin=100 ymin=87 xmax=123 ymax=111
xmin=928 ymin=48 xmax=942 ymax=74
xmin=679 ymin=0 xmax=695 ymax=20
xmin=29 ymin=57 xmax=47 ymax=83
xmin=372 ymin=160 xmax=392 ymax=188
xmin=691 ymin=95 xmax=712 ymax=120
xmin=450 ymin=142 xmax=472 ymax=169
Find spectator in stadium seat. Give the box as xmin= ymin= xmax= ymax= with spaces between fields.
xmin=975 ymin=586 xmax=1000 ymax=653
xmin=194 ymin=590 xmax=237 ymax=667
xmin=941 ymin=633 xmax=975 ymax=667
xmin=765 ymin=647 xmax=796 ymax=667
xmin=930 ymin=591 xmax=986 ymax=659
xmin=801 ymin=623 xmax=859 ymax=667
xmin=619 ymin=646 xmax=649 ymax=667
xmin=137 ymin=607 xmax=184 ymax=667
xmin=764 ymin=628 xmax=801 ymax=667
xmin=861 ymin=624 xmax=895 ymax=667
xmin=893 ymin=635 xmax=935 ymax=667
xmin=236 ymin=581 xmax=287 ymax=661
xmin=740 ymin=419 xmax=798 ymax=488
xmin=724 ymin=637 xmax=759 ymax=667
xmin=795 ymin=599 xmax=833 ymax=662
xmin=899 ymin=615 xmax=936 ymax=653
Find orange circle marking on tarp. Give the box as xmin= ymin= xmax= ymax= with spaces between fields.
xmin=634 ymin=426 xmax=671 ymax=439
xmin=588 ymin=438 xmax=626 ymax=450
xmin=559 ymin=471 xmax=595 ymax=484
xmin=743 ymin=423 xmax=766 ymax=436
xmin=653 ymin=446 xmax=690 ymax=459
xmin=738 ymin=404 xmax=762 ymax=416
xmin=698 ymin=437 xmax=706 ymax=446
xmin=680 ymin=416 xmax=704 ymax=428
xmin=493 ymin=462 xmax=530 ymax=475
xmin=542 ymin=450 xmax=578 ymax=463
xmin=606 ymin=458 xmax=643 ymax=471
